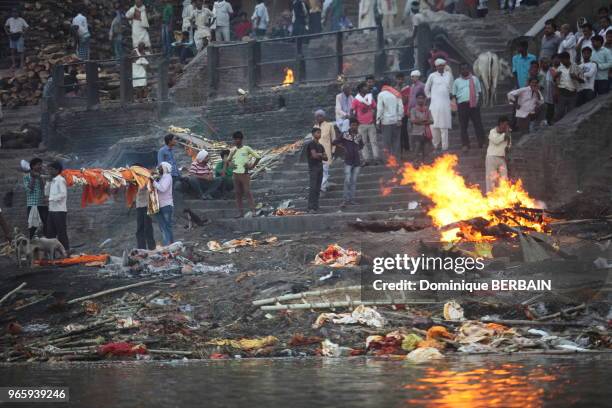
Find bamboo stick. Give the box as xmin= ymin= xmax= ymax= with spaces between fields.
xmin=148 ymin=349 xmax=193 ymax=356
xmin=253 ymin=285 xmax=362 ymax=306
xmin=67 ymin=280 xmax=159 ymax=304
xmin=0 ymin=282 xmax=27 ymax=305
xmin=260 ymin=299 xmax=441 ymax=311
xmin=481 ymin=318 xmax=591 ymax=327
xmin=14 ymin=294 xmax=52 ymax=311
xmin=536 ymin=303 xmax=586 ymax=321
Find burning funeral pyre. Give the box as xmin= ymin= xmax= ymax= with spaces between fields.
xmin=383 ymin=154 xmax=551 ymax=243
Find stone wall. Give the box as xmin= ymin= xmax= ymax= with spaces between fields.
xmin=510 ymin=93 xmax=612 ymax=204
xmin=50 ymin=104 xmax=159 ymax=165
xmin=203 ymin=83 xmax=342 ymax=149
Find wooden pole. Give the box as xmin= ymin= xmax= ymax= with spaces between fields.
xmin=207 ymin=45 xmax=220 ymax=97
xmin=260 ymin=299 xmax=441 ymax=311
xmin=119 ymin=56 xmax=133 ymax=105
xmin=0 ymin=282 xmax=27 ymax=305
xmin=253 ymin=285 xmax=362 ymax=306
xmin=67 ymin=280 xmax=158 ymax=304
xmin=85 ymin=61 xmax=99 ymax=109
xmin=336 ymin=31 xmax=344 ymax=77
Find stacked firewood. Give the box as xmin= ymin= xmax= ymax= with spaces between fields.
xmin=0 ymin=1 xmax=187 ymax=108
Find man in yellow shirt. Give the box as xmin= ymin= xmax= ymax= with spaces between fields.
xmin=223 ymin=131 xmax=261 ymax=217
xmin=485 ymin=116 xmax=511 ymax=193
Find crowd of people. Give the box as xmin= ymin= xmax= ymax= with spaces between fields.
xmin=509 ymin=12 xmax=611 ymax=133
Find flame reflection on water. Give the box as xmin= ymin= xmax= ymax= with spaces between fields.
xmin=402 ymin=362 xmax=572 ymax=408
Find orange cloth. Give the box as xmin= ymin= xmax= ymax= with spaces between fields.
xmin=60 ymin=167 xmax=153 ymax=208
xmin=34 ymin=254 xmax=110 ymax=267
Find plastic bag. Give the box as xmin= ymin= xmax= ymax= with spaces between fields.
xmin=28 ymin=206 xmax=42 ymax=229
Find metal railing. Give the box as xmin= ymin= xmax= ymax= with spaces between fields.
xmin=207 ymin=26 xmax=413 ymax=95
xmin=50 ymin=53 xmax=170 ymax=111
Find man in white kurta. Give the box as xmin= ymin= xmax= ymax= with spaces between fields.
xmin=358 ymin=0 xmax=376 ymax=29
xmin=126 ymin=0 xmax=150 ymax=48
xmin=192 ymin=0 xmax=214 ymax=51
xmin=377 ymin=0 xmax=397 ymax=31
xmin=425 ymin=58 xmax=453 ymax=151
xmin=182 ymin=0 xmax=194 ymax=34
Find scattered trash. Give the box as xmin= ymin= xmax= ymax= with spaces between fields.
xmin=443 ymin=301 xmax=465 ymax=321
xmin=98 ymin=342 xmax=148 ymax=356
xmin=235 ymin=271 xmax=256 ymax=283
xmin=99 ymin=239 xmax=113 ymax=248
xmin=207 ymin=237 xmax=279 ymax=253
xmin=116 ymin=317 xmax=141 ymax=329
xmin=21 ymin=323 xmax=50 ymax=334
xmin=289 ymin=334 xmax=323 ymax=347
xmin=313 ymin=244 xmax=361 ymax=268
xmin=401 ymin=333 xmax=424 ymax=352
xmin=320 ymin=339 xmax=352 ymax=357
xmin=205 ymin=336 xmax=278 ymax=351
xmin=406 ymin=347 xmax=444 ymax=363
xmin=63 ymin=324 xmax=87 ymax=333
xmin=7 ymin=322 xmax=23 ymax=335
xmin=318 ymin=271 xmax=334 ymax=281
xmin=408 ymin=201 xmax=419 ymax=210
xmin=313 ymin=305 xmax=386 ymax=329
xmin=83 ymin=301 xmax=101 ymax=316
xmin=150 ymin=298 xmax=173 ymax=306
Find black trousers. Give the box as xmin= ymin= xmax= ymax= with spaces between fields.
xmin=47 ymin=211 xmax=69 ymax=251
xmin=26 ymin=205 xmax=48 ymax=238
xmin=545 ymin=103 xmax=555 ymax=125
xmin=401 ymin=116 xmax=410 ymax=152
xmin=594 ymin=79 xmax=610 ymax=96
xmin=457 ymin=102 xmax=485 ymax=147
xmin=136 ymin=207 xmax=156 ymax=250
xmin=187 ymin=176 xmax=223 ymax=198
xmin=576 ymin=89 xmax=595 ymax=107
xmin=308 ymin=165 xmax=323 ymax=210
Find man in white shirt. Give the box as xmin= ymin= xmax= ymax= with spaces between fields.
xmin=213 ymin=0 xmax=233 ymax=41
xmin=554 ymin=51 xmax=583 ymax=121
xmin=192 ymin=0 xmax=214 ymax=50
xmin=575 ymin=23 xmax=594 ymax=63
xmin=425 ymin=59 xmax=453 ymax=151
xmin=507 ymin=77 xmax=543 ymax=137
xmin=71 ymin=11 xmax=90 ymax=60
xmin=252 ymin=0 xmax=269 ymax=38
xmin=182 ymin=0 xmax=194 ymax=36
xmin=4 ymin=9 xmax=28 ymax=68
xmin=557 ymin=24 xmax=576 ymax=62
xmin=376 ymin=78 xmax=404 ymax=158
xmin=377 ymin=0 xmax=397 ymax=31
xmin=576 ymin=47 xmax=597 ymax=106
xmin=335 ymin=84 xmax=354 ymax=133
xmin=126 ymin=0 xmax=151 ymax=48
xmin=46 ymin=161 xmax=69 ymax=252
xmin=485 ymin=116 xmax=511 ymax=193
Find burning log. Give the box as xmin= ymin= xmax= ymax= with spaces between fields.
xmin=349 ymin=220 xmax=425 ymax=233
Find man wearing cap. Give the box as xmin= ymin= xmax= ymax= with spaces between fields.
xmin=425 ymin=58 xmax=453 ymax=152
xmin=407 ymin=70 xmax=425 ymax=111
xmin=314 ymin=109 xmax=335 ymax=192
xmin=187 ymin=149 xmax=223 ymax=200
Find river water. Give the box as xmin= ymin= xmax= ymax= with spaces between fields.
xmin=1 ymin=355 xmax=610 ymax=407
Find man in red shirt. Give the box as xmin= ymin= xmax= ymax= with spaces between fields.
xmin=233 ymin=12 xmax=252 ymax=39
xmin=351 ymin=82 xmax=379 ymax=165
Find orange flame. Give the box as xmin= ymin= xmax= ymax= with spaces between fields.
xmin=386 ymin=154 xmax=548 ymax=242
xmin=282 ymin=68 xmax=294 ymax=86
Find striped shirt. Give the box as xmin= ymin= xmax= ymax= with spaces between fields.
xmin=188 ymin=160 xmax=213 ymax=178
xmin=23 ymin=174 xmax=45 ymax=207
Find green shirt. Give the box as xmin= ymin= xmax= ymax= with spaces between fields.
xmin=215 ymin=161 xmax=233 ymax=183
xmin=162 ymin=4 xmax=173 ymax=24
xmin=229 ymin=146 xmax=261 ymax=174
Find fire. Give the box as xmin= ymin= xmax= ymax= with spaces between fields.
xmin=385 ymin=154 xmax=548 ymax=242
xmin=282 ymin=68 xmax=294 ymax=86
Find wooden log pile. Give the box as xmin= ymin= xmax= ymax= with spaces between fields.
xmin=0 ymin=1 xmax=183 ymax=108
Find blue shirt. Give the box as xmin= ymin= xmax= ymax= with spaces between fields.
xmin=512 ymin=53 xmax=537 ymax=88
xmin=591 ymin=47 xmax=612 ymax=81
xmin=452 ymin=76 xmax=482 ymax=104
xmin=157 ymin=145 xmax=179 ymax=177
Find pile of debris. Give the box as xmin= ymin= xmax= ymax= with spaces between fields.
xmin=101 ymin=242 xmax=234 ymax=278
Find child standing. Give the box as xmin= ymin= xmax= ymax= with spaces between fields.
xmin=409 ymin=92 xmax=433 ymax=161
